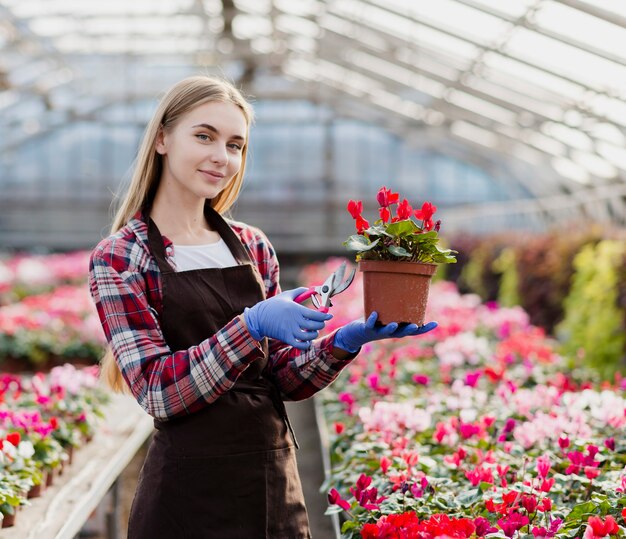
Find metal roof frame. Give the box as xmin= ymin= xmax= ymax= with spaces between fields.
xmin=2 ymin=0 xmax=626 ymax=222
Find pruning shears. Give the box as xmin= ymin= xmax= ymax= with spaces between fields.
xmin=294 ymin=261 xmax=356 ymax=313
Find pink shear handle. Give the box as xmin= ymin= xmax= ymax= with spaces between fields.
xmin=294 ymin=289 xmax=330 ymax=313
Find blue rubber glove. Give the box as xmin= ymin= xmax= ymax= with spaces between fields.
xmin=244 ymin=288 xmax=333 ymax=350
xmin=333 ymin=311 xmax=438 ymax=353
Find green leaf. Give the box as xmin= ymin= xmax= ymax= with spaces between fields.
xmin=385 ymin=219 xmax=419 ymax=237
xmin=323 ymin=505 xmax=344 ymax=516
xmin=387 ymin=245 xmax=411 ymax=257
xmin=343 ymin=235 xmax=380 ymax=252
xmin=562 ymin=500 xmax=596 ymax=525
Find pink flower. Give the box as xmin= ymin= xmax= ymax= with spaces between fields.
xmin=327 ymin=488 xmax=350 ymax=511
xmin=412 ymin=374 xmax=430 ymax=386
xmin=536 ymin=454 xmax=551 ymax=479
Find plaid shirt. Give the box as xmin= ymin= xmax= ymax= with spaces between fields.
xmin=89 ymin=212 xmax=352 ymax=420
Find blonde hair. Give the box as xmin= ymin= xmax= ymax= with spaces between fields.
xmin=101 ymin=75 xmax=254 ymax=393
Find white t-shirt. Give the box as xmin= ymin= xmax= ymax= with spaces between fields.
xmin=173 ymin=239 xmax=238 ymax=271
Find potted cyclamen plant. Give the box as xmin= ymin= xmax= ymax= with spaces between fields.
xmin=344 ymin=186 xmax=457 ymax=325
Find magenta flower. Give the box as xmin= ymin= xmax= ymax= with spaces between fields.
xmin=536 ymin=454 xmax=551 ymax=479
xmin=327 ymin=488 xmax=350 ymax=511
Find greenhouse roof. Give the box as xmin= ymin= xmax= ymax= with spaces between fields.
xmin=1 ymin=0 xmax=626 ymax=210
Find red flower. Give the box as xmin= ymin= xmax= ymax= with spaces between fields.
xmin=414 ymin=202 xmax=437 ymax=230
xmin=396 ymin=199 xmax=413 ymax=220
xmin=379 ymin=206 xmax=391 ymax=223
xmin=334 ymin=422 xmax=345 ymax=434
xmin=347 ymin=199 xmax=363 ymax=218
xmin=376 ymin=186 xmax=399 ymax=207
xmin=347 ymin=200 xmax=370 ymax=233
xmin=538 ymin=497 xmax=552 ymax=512
xmin=380 ymin=456 xmax=391 ymax=474
xmin=498 ymin=512 xmax=530 ymax=538
xmin=328 ymin=488 xmax=350 ymax=511
xmin=521 ymin=494 xmax=538 ymax=514
xmin=585 ymin=515 xmax=619 ymax=537
xmin=6 ymin=432 xmax=20 ymax=447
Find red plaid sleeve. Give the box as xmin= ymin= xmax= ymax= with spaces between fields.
xmin=89 ymin=236 xmax=263 ymax=420
xmin=234 ymin=223 xmax=355 ymax=401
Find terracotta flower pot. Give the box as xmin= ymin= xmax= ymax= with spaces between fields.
xmin=27 ymin=482 xmax=44 ymax=499
xmin=1 ymin=511 xmax=16 ymax=528
xmin=359 ymin=260 xmax=437 ymax=325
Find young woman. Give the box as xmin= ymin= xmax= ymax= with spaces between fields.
xmin=89 ymin=75 xmax=436 ymax=538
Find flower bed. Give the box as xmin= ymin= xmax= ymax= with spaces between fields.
xmin=307 ymin=259 xmax=626 ymax=538
xmin=0 ymin=364 xmax=109 ymax=527
xmin=0 ymin=285 xmax=105 ymax=370
xmin=0 ymin=251 xmax=91 ymax=305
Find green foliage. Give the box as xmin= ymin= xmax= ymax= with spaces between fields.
xmin=557 ymin=240 xmax=626 ymax=378
xmin=493 ymin=247 xmax=520 ymax=307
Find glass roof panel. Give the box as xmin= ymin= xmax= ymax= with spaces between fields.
xmin=456 ymin=0 xmax=536 ymax=18
xmin=446 ymin=89 xmax=518 ymax=126
xmin=505 ymin=27 xmax=626 ymax=93
xmin=6 ymin=0 xmax=191 ymax=17
xmin=346 ymin=51 xmax=446 ymax=99
xmin=385 ymin=0 xmax=512 ymax=45
xmin=330 ymin=0 xmax=481 ymax=60
xmin=551 ymin=156 xmax=590 ymax=184
xmin=597 ymin=142 xmax=626 ymax=170
xmin=482 ymin=52 xmax=585 ymax=101
xmin=572 ymin=149 xmax=617 ymax=179
xmin=589 ymin=96 xmax=626 ymax=127
xmin=535 ymin=1 xmax=626 ymax=58
xmin=583 ymin=0 xmax=626 ymax=18
xmin=2 ymin=0 xmax=626 ymax=193
xmin=450 ymin=120 xmax=499 ymax=149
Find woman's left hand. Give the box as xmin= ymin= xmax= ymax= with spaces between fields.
xmin=333 ymin=311 xmax=437 ymax=353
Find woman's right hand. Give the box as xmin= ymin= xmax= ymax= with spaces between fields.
xmin=243 ymin=288 xmax=333 ymax=350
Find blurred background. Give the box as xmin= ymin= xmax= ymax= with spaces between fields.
xmin=2 ymin=0 xmax=625 ymax=259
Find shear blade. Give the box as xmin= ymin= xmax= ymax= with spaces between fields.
xmin=332 ymin=266 xmax=356 ymax=295
xmin=311 ymin=295 xmax=321 ymax=309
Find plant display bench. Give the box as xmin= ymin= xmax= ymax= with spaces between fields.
xmin=2 ymin=393 xmax=153 ymax=539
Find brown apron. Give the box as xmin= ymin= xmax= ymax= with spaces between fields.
xmin=128 ymin=205 xmax=311 ymax=539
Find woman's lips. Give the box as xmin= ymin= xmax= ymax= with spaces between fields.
xmin=199 ymin=170 xmax=225 ymax=181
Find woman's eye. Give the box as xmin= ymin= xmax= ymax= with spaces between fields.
xmin=228 ymin=143 xmax=242 ymax=151
xmin=196 ymin=134 xmax=210 ymax=141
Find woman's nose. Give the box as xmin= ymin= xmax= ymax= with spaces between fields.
xmin=210 ymin=143 xmax=228 ymax=164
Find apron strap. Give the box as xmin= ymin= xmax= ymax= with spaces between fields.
xmin=202 ymin=202 xmax=253 ymax=265
xmin=147 ymin=216 xmax=175 ymax=275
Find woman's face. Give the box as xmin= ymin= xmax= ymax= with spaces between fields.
xmin=156 ymin=100 xmax=247 ymax=202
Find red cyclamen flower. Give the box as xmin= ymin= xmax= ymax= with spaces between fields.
xmin=347 ymin=200 xmax=369 ymax=233
xmin=379 ymin=206 xmax=391 ymax=224
xmin=376 ymin=186 xmax=399 ymax=207
xmin=396 ymin=199 xmax=413 ymax=220
xmin=584 ymin=515 xmax=619 ymax=538
xmin=347 ymin=199 xmax=363 ymax=218
xmin=414 ymin=202 xmax=437 ymax=230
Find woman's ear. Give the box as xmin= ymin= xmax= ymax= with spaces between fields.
xmin=155 ymin=126 xmax=167 ymax=155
